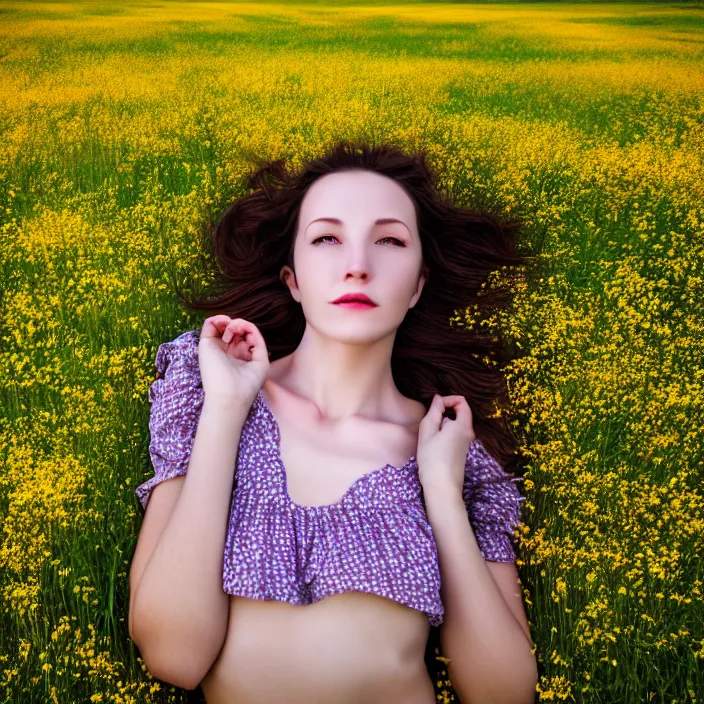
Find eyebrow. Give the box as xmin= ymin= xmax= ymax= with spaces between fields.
xmin=305 ymin=217 xmax=411 ymax=234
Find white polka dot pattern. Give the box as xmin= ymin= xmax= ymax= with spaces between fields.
xmin=135 ymin=329 xmax=526 ymax=626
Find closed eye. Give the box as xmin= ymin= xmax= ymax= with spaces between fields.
xmin=312 ymin=235 xmax=406 ymax=246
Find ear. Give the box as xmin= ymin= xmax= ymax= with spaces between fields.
xmin=409 ymin=264 xmax=429 ymax=309
xmin=280 ymin=265 xmax=301 ymax=303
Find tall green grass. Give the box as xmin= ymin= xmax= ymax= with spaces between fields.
xmin=0 ymin=1 xmax=702 ymax=702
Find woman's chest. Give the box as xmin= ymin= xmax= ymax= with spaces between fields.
xmin=258 ymin=383 xmax=422 ymax=509
xmin=199 ymin=592 xmax=435 ymax=704
xmin=224 ymin=389 xmax=445 ymax=626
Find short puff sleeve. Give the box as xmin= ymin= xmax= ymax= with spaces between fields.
xmin=463 ymin=438 xmax=526 ymax=562
xmin=135 ymin=329 xmax=204 ymax=511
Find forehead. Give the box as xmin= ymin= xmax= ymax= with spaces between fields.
xmin=298 ymin=170 xmax=417 ymax=232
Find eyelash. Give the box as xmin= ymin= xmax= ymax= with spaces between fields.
xmin=312 ymin=235 xmax=405 ymax=246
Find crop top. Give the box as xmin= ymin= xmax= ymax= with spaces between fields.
xmin=135 ymin=329 xmax=526 ymax=627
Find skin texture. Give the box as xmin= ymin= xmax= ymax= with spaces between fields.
xmin=199 ymin=170 xmax=440 ymax=703
xmin=276 ymin=167 xmax=429 ymax=425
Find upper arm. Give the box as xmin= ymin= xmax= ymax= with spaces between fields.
xmin=128 ymin=475 xmax=186 ymax=641
xmin=485 ymin=561 xmax=532 ymax=645
xmin=129 ymin=472 xmax=230 ymax=690
xmin=463 ymin=439 xmax=532 ymax=642
xmin=129 ymin=329 xmax=205 ymax=643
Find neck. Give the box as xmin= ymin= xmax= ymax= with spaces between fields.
xmin=277 ymin=325 xmax=401 ymax=421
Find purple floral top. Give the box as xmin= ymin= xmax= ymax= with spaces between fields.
xmin=136 ymin=329 xmax=526 ymax=627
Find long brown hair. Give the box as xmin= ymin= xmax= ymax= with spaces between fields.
xmin=175 ymin=139 xmax=532 ymax=698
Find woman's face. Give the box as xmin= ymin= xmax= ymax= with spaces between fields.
xmin=281 ymin=168 xmax=428 ymax=344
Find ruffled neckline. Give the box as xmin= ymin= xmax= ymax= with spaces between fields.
xmin=255 ymin=388 xmax=418 ymax=514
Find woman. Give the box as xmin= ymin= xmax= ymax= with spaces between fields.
xmin=128 ymin=141 xmax=538 ymax=703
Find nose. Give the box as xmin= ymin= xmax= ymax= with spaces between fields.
xmin=343 ymin=242 xmax=372 ymax=280
xmin=345 ymin=265 xmax=368 ymax=281
xmin=344 ymin=260 xmax=370 ymax=281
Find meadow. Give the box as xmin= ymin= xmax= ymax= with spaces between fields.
xmin=0 ymin=0 xmax=703 ymax=701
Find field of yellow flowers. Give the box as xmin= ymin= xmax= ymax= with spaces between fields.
xmin=0 ymin=1 xmax=702 ymax=702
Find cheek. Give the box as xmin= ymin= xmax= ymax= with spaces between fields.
xmin=294 ymin=262 xmax=329 ymax=299
xmin=390 ymin=261 xmax=424 ymax=297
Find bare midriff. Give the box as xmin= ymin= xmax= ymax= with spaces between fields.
xmin=200 ymin=591 xmax=436 ymax=704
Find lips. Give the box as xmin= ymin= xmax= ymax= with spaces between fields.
xmin=332 ymin=293 xmax=377 ymax=306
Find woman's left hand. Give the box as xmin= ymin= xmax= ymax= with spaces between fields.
xmin=416 ymin=394 xmax=477 ymax=498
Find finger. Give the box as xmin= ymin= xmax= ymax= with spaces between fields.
xmin=246 ymin=324 xmax=269 ymax=364
xmin=222 ymin=320 xmax=244 ymax=344
xmin=442 ymin=395 xmax=466 ymax=407
xmin=418 ymin=394 xmax=445 ymax=440
xmin=224 ymin=319 xmax=268 ymax=364
xmin=442 ymin=396 xmax=473 ymax=432
xmin=200 ymin=315 xmax=233 ymax=340
xmin=425 ymin=395 xmax=472 ymax=429
xmin=425 ymin=393 xmax=444 ymax=416
xmin=222 ymin=318 xmax=252 ymax=349
xmin=457 ymin=400 xmax=472 ymax=420
xmin=222 ymin=319 xmax=252 ymax=345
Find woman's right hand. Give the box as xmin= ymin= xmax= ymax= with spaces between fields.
xmin=198 ymin=315 xmax=270 ymax=408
